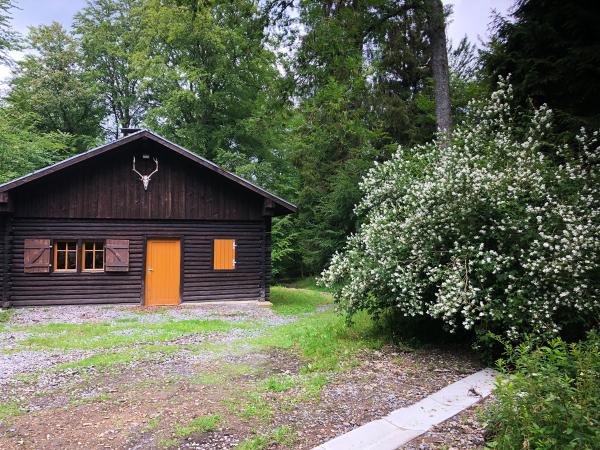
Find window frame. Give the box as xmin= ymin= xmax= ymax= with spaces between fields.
xmin=213 ymin=238 xmax=237 ymax=271
xmin=82 ymin=240 xmax=105 ymax=272
xmin=53 ymin=240 xmax=78 ymax=273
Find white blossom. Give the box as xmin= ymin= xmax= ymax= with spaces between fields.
xmin=320 ymin=80 xmax=600 ymax=343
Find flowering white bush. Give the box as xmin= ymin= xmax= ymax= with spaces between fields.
xmin=321 ymin=80 xmax=600 ymax=343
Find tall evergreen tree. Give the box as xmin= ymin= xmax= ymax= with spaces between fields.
xmin=482 ymin=0 xmax=600 ymax=133
xmin=286 ymin=0 xmax=449 ymax=276
xmin=424 ymin=0 xmax=451 ymax=135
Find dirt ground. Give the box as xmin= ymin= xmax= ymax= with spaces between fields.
xmin=0 ymin=299 xmax=484 ymax=450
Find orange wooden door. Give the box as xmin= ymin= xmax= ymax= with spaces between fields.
xmin=145 ymin=239 xmax=181 ymax=306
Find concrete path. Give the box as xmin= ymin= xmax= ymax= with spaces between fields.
xmin=312 ymin=368 xmax=498 ymax=450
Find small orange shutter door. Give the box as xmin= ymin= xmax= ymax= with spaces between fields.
xmin=214 ymin=239 xmax=235 ymax=270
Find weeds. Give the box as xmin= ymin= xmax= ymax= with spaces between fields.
xmin=174 ymin=414 xmax=221 ymax=437
xmin=225 ymin=391 xmax=273 ymax=421
xmin=0 ymin=402 xmax=23 ymax=422
xmin=143 ymin=416 xmax=161 ymax=432
xmin=0 ymin=309 xmax=13 ymax=323
xmin=261 ymin=374 xmax=296 ymax=393
xmin=235 ymin=425 xmax=296 ymax=450
xmin=485 ymin=332 xmax=600 ymax=449
xmin=70 ymin=393 xmax=112 ymax=406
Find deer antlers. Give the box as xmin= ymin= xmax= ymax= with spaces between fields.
xmin=132 ymin=156 xmax=158 ymax=191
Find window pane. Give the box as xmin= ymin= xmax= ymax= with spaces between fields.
xmin=84 ymin=250 xmax=94 ymax=269
xmin=57 ymin=251 xmax=66 ymax=270
xmin=67 ymin=251 xmax=77 ymax=270
xmin=57 ymin=242 xmax=66 ymax=251
xmin=95 ymin=250 xmax=104 ymax=269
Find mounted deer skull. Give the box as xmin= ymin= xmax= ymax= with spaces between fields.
xmin=132 ymin=156 xmax=158 ymax=191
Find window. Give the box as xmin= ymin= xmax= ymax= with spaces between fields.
xmin=54 ymin=241 xmax=77 ymax=272
xmin=83 ymin=240 xmax=104 ymax=271
xmin=214 ymin=239 xmax=236 ymax=270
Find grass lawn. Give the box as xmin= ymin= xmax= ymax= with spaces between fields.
xmin=270 ymin=285 xmax=332 ymax=315
xmin=0 ymin=285 xmax=482 ymax=450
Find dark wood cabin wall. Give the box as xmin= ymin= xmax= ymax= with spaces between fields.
xmin=0 ymin=216 xmax=4 ymax=305
xmin=264 ymin=217 xmax=272 ymax=301
xmin=9 ymin=218 xmax=265 ymax=307
xmin=0 ymin=215 xmax=9 ymax=307
xmin=12 ymin=140 xmax=264 ymax=221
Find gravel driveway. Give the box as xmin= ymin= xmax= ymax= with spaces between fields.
xmin=1 ymin=302 xmax=291 ymax=384
xmin=0 ymin=294 xmax=483 ymax=450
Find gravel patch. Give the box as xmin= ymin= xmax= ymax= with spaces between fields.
xmin=6 ymin=302 xmax=293 ymax=327
xmin=0 ymin=349 xmax=96 ymax=385
xmin=0 ymin=301 xmax=306 ymax=392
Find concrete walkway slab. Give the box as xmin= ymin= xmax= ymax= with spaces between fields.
xmin=312 ymin=368 xmax=498 ymax=450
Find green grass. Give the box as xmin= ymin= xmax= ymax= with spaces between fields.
xmin=15 ymin=319 xmax=247 ymax=351
xmin=270 ymin=286 xmax=332 ymax=315
xmin=0 ymin=309 xmax=13 ymax=323
xmin=286 ymin=277 xmax=330 ymax=292
xmin=261 ymin=374 xmax=296 ymax=393
xmin=143 ymin=416 xmax=161 ymax=432
xmin=0 ymin=402 xmax=23 ymax=421
xmin=70 ymin=393 xmax=112 ymax=406
xmin=174 ymin=414 xmax=221 ymax=437
xmin=250 ymin=308 xmax=385 ymax=372
xmin=114 ymin=317 xmax=139 ymax=323
xmin=301 ymin=373 xmax=330 ymax=398
xmin=225 ymin=391 xmax=273 ymax=421
xmin=235 ymin=425 xmax=296 ymax=450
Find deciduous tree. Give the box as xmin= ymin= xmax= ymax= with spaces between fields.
xmin=7 ymin=23 xmax=105 ymax=150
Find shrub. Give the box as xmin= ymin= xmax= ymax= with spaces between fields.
xmin=485 ymin=333 xmax=600 ymax=449
xmin=321 ymin=79 xmax=600 ymax=344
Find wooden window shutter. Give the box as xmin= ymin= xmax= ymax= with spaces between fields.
xmin=24 ymin=239 xmax=51 ymax=273
xmin=214 ymin=239 xmax=236 ymax=270
xmin=105 ymin=239 xmax=129 ymax=272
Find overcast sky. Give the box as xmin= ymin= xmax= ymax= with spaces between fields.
xmin=0 ymin=0 xmax=514 ymax=83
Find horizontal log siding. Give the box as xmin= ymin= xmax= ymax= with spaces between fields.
xmin=9 ymin=218 xmax=265 ymax=307
xmin=264 ymin=217 xmax=272 ymax=301
xmin=1 ymin=215 xmax=8 ymax=306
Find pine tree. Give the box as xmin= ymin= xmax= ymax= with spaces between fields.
xmin=482 ymin=0 xmax=600 ymax=133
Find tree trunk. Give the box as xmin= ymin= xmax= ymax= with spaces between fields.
xmin=427 ymin=0 xmax=451 ymax=137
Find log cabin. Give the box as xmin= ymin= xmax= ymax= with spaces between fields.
xmin=0 ymin=129 xmax=296 ymax=308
